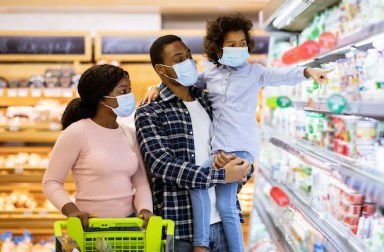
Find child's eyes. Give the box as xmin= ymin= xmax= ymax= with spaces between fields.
xmin=120 ymin=90 xmax=127 ymax=94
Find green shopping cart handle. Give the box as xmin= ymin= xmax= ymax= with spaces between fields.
xmin=54 ymin=220 xmax=67 ymax=237
xmin=162 ymin=219 xmax=175 ymax=235
xmin=88 ymin=217 xmax=144 ymax=228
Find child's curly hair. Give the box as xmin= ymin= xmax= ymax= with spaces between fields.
xmin=204 ymin=13 xmax=255 ymax=66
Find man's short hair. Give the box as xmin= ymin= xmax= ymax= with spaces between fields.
xmin=149 ymin=35 xmax=182 ymax=68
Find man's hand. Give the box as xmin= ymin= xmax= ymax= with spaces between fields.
xmin=138 ymin=209 xmax=154 ymax=229
xmin=304 ymin=68 xmax=334 ymax=84
xmin=62 ymin=202 xmax=96 ymax=229
xmin=212 ymin=151 xmax=237 ymax=170
xmin=139 ymin=86 xmax=160 ymax=105
xmin=223 ymin=158 xmax=251 ymax=183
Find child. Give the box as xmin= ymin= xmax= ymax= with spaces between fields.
xmin=142 ymin=14 xmax=332 ymax=252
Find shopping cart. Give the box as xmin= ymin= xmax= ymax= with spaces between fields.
xmin=54 ymin=217 xmax=174 ymax=252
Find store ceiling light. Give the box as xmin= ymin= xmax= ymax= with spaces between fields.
xmin=272 ymin=0 xmax=313 ymax=29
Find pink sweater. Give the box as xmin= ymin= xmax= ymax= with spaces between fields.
xmin=42 ymin=118 xmax=152 ymax=217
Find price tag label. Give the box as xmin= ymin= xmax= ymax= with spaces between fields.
xmin=62 ymin=88 xmax=73 ymax=97
xmin=31 ymin=88 xmax=43 ymax=97
xmin=17 ymin=88 xmax=28 ymax=97
xmin=276 ymin=96 xmax=292 ymax=108
xmin=23 ymin=210 xmax=32 ymax=216
xmin=327 ymin=94 xmax=347 ymax=114
xmin=14 ymin=164 xmax=24 ymax=174
xmin=43 ymin=88 xmax=62 ymax=97
xmin=49 ymin=122 xmax=61 ymax=131
xmin=9 ymin=124 xmax=19 ymax=132
xmin=7 ymin=88 xmax=17 ymax=97
xmin=38 ymin=210 xmax=48 ymax=217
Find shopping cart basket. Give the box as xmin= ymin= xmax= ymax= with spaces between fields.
xmin=54 ymin=217 xmax=174 ymax=252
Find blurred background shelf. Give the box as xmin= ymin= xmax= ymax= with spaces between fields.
xmin=0 ymin=131 xmax=60 ymax=143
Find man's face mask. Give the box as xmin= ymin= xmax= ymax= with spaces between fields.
xmin=218 ymin=47 xmax=250 ymax=67
xmin=104 ymin=93 xmax=136 ymax=117
xmin=158 ymin=59 xmax=198 ymax=87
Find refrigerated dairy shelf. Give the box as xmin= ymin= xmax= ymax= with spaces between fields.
xmin=258 ymin=163 xmax=367 ymax=252
xmin=292 ymin=101 xmax=384 ymax=120
xmin=252 ymin=191 xmax=297 ymax=252
xmin=263 ymin=125 xmax=384 ymax=205
xmin=297 ymin=20 xmax=384 ymax=68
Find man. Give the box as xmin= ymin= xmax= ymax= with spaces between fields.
xmin=135 ymin=35 xmax=252 ymax=251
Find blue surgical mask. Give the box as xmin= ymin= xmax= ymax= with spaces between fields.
xmin=104 ymin=93 xmax=136 ymax=117
xmin=159 ymin=59 xmax=198 ymax=87
xmin=218 ymin=47 xmax=250 ymax=67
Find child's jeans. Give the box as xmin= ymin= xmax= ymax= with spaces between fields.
xmin=190 ymin=151 xmax=253 ymax=251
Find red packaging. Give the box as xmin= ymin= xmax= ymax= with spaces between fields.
xmin=270 ymin=186 xmax=289 ymax=207
xmin=343 ymin=191 xmax=364 ymax=205
xmin=341 ymin=201 xmax=362 ymax=216
xmin=343 ymin=215 xmax=360 ymax=225
xmin=362 ymin=203 xmax=376 ymax=216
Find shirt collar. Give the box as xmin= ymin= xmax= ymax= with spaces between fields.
xmin=158 ymin=83 xmax=203 ymax=102
xmin=217 ymin=62 xmax=248 ymax=71
xmin=159 ymin=83 xmax=177 ymax=102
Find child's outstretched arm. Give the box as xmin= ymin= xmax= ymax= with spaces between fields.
xmin=257 ymin=64 xmax=333 ymax=87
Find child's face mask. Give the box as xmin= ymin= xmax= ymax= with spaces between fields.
xmin=218 ymin=47 xmax=250 ymax=67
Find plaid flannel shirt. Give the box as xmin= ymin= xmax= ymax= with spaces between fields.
xmin=134 ymin=83 xmax=253 ymax=241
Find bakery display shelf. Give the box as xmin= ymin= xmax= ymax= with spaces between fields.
xmin=0 ymin=217 xmax=64 ymax=231
xmin=0 ymin=146 xmax=52 ymax=154
xmin=0 ymin=87 xmax=77 ymax=107
xmin=258 ymin=163 xmax=367 ymax=252
xmin=0 ymin=182 xmax=75 ymax=192
xmin=0 ymin=122 xmax=62 ymax=132
xmin=0 ymin=172 xmax=73 ymax=184
xmin=0 ymin=131 xmax=60 ymax=143
xmin=263 ymin=124 xmax=384 ymax=205
xmin=292 ymin=101 xmax=384 ymax=120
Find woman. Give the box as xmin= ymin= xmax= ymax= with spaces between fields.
xmin=43 ymin=64 xmax=153 ymax=228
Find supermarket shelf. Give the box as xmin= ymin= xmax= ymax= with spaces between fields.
xmin=263 ymin=125 xmax=384 ymax=205
xmin=0 ymin=87 xmax=77 ymax=107
xmin=258 ymin=164 xmax=367 ymax=252
xmin=0 ymin=131 xmax=60 ymax=142
xmin=292 ymin=101 xmax=384 ymax=120
xmin=0 ymin=217 xmax=65 ymax=235
xmin=263 ymin=0 xmax=339 ymax=32
xmin=0 ymin=172 xmax=73 ymax=183
xmin=0 ymin=182 xmax=76 ymax=192
xmin=297 ymin=21 xmax=384 ymax=67
xmin=0 ymin=122 xmax=62 ymax=132
xmin=0 ymin=146 xmax=52 ymax=154
xmin=0 ymin=209 xmax=62 ymax=218
xmin=252 ymin=192 xmax=296 ymax=252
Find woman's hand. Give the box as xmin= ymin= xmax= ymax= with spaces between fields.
xmin=139 ymin=86 xmax=160 ymax=105
xmin=212 ymin=151 xmax=237 ymax=170
xmin=138 ymin=209 xmax=154 ymax=229
xmin=62 ymin=202 xmax=96 ymax=229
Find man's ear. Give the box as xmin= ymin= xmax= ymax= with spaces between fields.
xmin=155 ymin=64 xmax=165 ymax=76
xmin=99 ymin=97 xmax=107 ymax=106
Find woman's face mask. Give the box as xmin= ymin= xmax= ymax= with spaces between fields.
xmin=104 ymin=93 xmax=136 ymax=117
xmin=218 ymin=47 xmax=250 ymax=67
xmin=158 ymin=59 xmax=198 ymax=87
